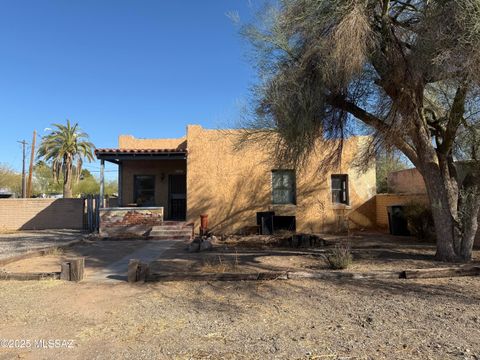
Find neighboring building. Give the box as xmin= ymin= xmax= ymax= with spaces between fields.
xmin=387 ymin=165 xmax=480 ymax=246
xmin=96 ymin=125 xmax=376 ymax=234
xmin=387 ymin=168 xmax=426 ymax=194
xmin=387 ymin=162 xmax=476 ymax=194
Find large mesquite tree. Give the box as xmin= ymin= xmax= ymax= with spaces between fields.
xmin=244 ymin=0 xmax=480 ymax=261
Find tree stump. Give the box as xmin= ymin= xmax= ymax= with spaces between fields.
xmin=128 ymin=259 xmax=140 ymax=282
xmin=60 ymin=257 xmax=85 ymax=281
xmin=128 ymin=259 xmax=149 ymax=283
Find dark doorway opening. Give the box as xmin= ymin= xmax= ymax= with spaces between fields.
xmin=168 ymin=174 xmax=186 ymax=220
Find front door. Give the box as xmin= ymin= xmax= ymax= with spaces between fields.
xmin=168 ymin=174 xmax=186 ymax=220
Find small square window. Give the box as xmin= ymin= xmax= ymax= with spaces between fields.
xmin=134 ymin=175 xmax=155 ymax=206
xmin=331 ymin=174 xmax=349 ymax=205
xmin=272 ymin=170 xmax=296 ymax=205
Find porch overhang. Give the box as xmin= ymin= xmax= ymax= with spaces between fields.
xmin=95 ymin=148 xmax=187 ymax=163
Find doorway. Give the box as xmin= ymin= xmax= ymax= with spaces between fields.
xmin=168 ymin=174 xmax=186 ymax=220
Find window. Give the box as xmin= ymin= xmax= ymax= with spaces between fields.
xmin=331 ymin=174 xmax=349 ymax=205
xmin=134 ymin=175 xmax=155 ymax=206
xmin=272 ymin=170 xmax=296 ymax=205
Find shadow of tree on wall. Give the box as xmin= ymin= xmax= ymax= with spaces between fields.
xmin=187 ymin=164 xmax=321 ymax=235
xmin=20 ymin=199 xmax=84 ymax=230
xmin=0 ymin=199 xmax=85 ymax=231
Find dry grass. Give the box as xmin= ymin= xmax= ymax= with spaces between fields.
xmin=200 ymin=253 xmax=240 ymax=273
xmin=323 ymin=241 xmax=353 ymax=270
xmin=46 ymin=247 xmax=64 ymax=256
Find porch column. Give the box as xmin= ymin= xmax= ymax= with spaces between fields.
xmin=118 ymin=161 xmax=123 ymax=206
xmin=99 ymin=159 xmax=105 ymax=208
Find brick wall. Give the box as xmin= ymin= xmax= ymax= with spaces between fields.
xmin=375 ymin=194 xmax=479 ymax=247
xmin=375 ymin=194 xmax=428 ymax=228
xmin=99 ymin=207 xmax=164 ymax=238
xmin=0 ymin=199 xmax=84 ymax=230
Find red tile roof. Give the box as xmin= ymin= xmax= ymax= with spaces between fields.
xmin=95 ymin=148 xmax=187 ymax=155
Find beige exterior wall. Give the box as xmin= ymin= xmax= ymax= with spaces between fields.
xmin=119 ymin=135 xmax=186 ymax=150
xmin=185 ymin=125 xmax=376 ymax=234
xmin=387 ymin=168 xmax=426 ymax=194
xmin=375 ymin=194 xmax=429 ymax=228
xmin=0 ymin=199 xmax=84 ymax=231
xmin=120 ymin=160 xmax=186 ymax=217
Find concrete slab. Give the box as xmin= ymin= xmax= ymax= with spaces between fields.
xmin=85 ymin=240 xmax=179 ymax=283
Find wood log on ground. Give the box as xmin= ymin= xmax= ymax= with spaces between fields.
xmin=60 ymin=262 xmax=70 ymax=280
xmin=127 ymin=259 xmax=140 ymax=283
xmin=400 ymin=265 xmax=480 ymax=279
xmin=60 ymin=257 xmax=85 ymax=282
xmin=128 ymin=259 xmax=149 ymax=283
xmin=0 ymin=271 xmax=60 ymax=281
xmin=147 ymin=271 xmax=288 ymax=282
xmin=137 ymin=262 xmax=149 ymax=282
xmin=0 ymin=239 xmax=84 ymax=267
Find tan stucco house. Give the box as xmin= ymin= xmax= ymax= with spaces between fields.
xmin=95 ymin=125 xmax=376 ymax=235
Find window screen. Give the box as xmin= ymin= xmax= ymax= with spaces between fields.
xmin=331 ymin=174 xmax=349 ymax=205
xmin=134 ymin=175 xmax=155 ymax=206
xmin=272 ymin=170 xmax=296 ymax=204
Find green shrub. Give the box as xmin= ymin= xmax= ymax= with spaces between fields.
xmin=324 ymin=242 xmax=353 ymax=269
xmin=404 ymin=202 xmax=436 ymax=242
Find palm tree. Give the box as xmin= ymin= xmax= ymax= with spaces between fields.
xmin=37 ymin=120 xmax=95 ymax=198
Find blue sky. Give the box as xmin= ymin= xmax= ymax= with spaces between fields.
xmin=0 ymin=0 xmax=257 ymax=178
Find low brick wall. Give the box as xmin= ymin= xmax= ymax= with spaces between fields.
xmin=99 ymin=207 xmax=164 ymax=238
xmin=0 ymin=199 xmax=84 ymax=230
xmin=375 ymin=194 xmax=479 ymax=247
xmin=375 ymin=194 xmax=429 ymax=228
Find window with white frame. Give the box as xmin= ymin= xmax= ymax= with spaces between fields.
xmin=272 ymin=170 xmax=296 ymax=205
xmin=331 ymin=174 xmax=349 ymax=205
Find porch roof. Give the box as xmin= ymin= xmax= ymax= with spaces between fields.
xmin=95 ymin=148 xmax=187 ymax=163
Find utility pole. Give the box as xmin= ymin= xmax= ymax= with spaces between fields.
xmin=26 ymin=130 xmax=37 ymax=197
xmin=17 ymin=140 xmax=27 ymax=198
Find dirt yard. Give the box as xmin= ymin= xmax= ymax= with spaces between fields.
xmin=0 ymin=232 xmax=479 ymax=359
xmin=149 ymin=232 xmax=480 ymax=275
xmin=0 ymin=230 xmax=85 ymax=261
xmin=2 ymin=232 xmax=479 ymax=279
xmin=0 ymin=276 xmax=479 ymax=359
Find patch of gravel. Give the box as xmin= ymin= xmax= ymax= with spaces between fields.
xmin=0 ymin=277 xmax=479 ymax=359
xmin=0 ymin=230 xmax=86 ymax=261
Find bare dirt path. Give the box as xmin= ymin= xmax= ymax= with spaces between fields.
xmin=0 ymin=276 xmax=479 ymax=359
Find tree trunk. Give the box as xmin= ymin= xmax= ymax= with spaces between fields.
xmin=421 ymin=169 xmax=458 ymax=261
xmin=419 ymin=161 xmax=480 ymax=262
xmin=458 ymin=172 xmax=480 ymax=261
xmin=63 ymin=180 xmax=73 ymax=198
xmin=63 ymin=159 xmax=73 ymax=198
xmin=459 ymin=199 xmax=479 ymax=261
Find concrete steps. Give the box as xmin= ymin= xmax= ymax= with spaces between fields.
xmin=149 ymin=222 xmax=193 ymax=241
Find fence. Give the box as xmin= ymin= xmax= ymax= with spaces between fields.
xmin=0 ymin=198 xmax=84 ymax=231
xmin=84 ymin=195 xmax=100 ymax=232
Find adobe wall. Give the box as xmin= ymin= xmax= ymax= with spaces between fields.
xmin=118 ymin=135 xmax=186 ymax=150
xmin=185 ymin=125 xmax=376 ymax=234
xmin=120 ymin=159 xmax=186 ymax=217
xmin=387 ymin=168 xmax=426 ymax=194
